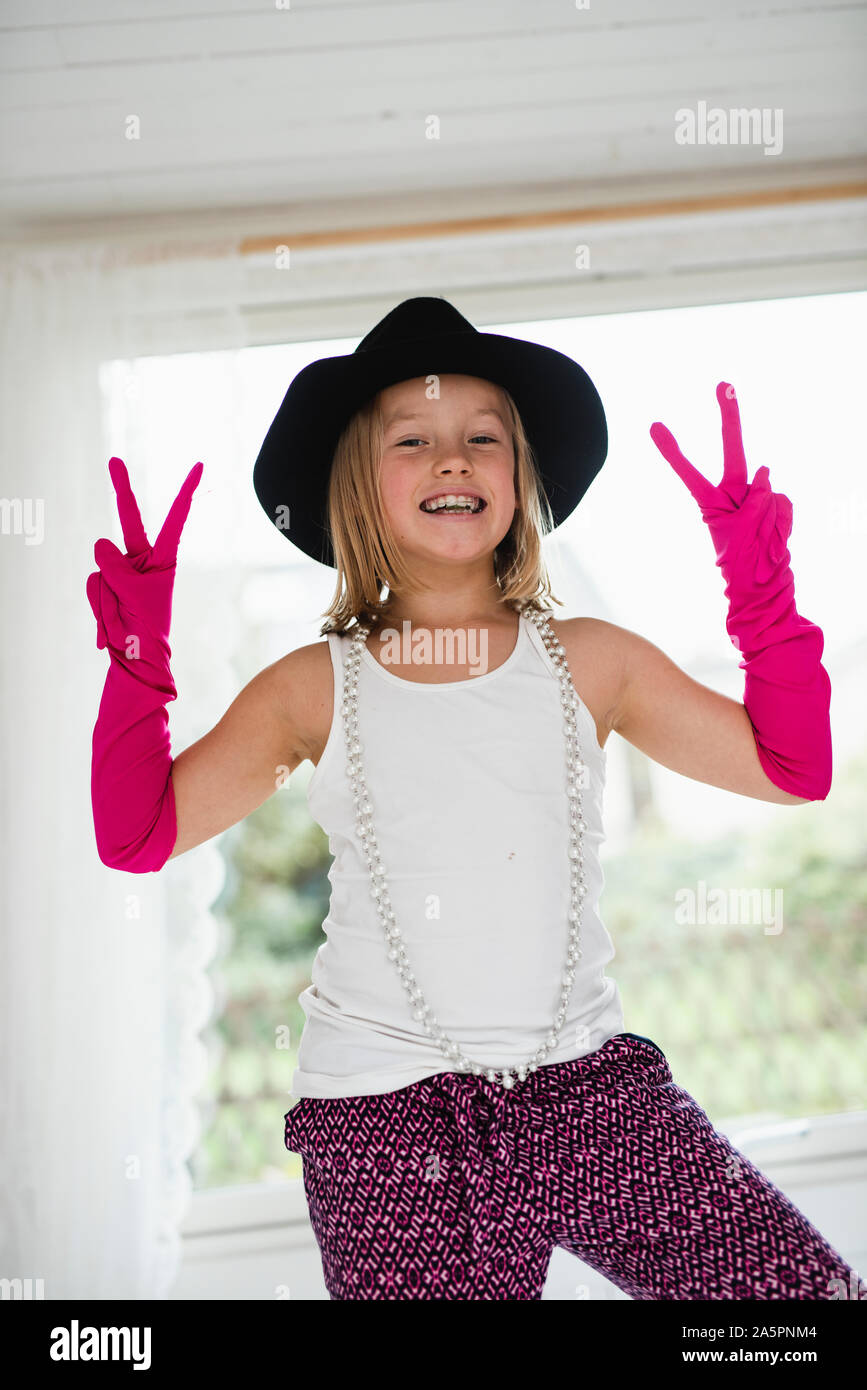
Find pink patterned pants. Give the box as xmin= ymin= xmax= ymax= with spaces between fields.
xmin=283 ymin=1032 xmax=859 ymax=1301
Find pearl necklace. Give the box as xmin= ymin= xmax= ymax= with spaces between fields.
xmin=341 ymin=602 xmax=588 ymax=1091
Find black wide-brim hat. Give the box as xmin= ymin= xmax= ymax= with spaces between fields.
xmin=253 ymin=296 xmax=607 ymax=568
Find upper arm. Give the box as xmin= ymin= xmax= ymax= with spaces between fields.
xmin=605 ymin=624 xmax=810 ymax=805
xmin=168 ymin=639 xmax=332 ymax=859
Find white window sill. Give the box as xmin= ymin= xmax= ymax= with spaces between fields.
xmin=169 ymin=1110 xmax=867 ymax=1299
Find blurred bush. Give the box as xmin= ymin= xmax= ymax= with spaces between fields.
xmin=191 ymin=747 xmax=867 ymax=1190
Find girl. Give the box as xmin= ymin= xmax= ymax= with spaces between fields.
xmin=88 ymin=296 xmax=859 ymax=1302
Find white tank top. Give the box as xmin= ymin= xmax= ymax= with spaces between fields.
xmin=290 ymin=610 xmax=625 ymax=1098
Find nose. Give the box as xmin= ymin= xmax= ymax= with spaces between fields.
xmin=430 ymin=440 xmax=476 ymax=473
xmin=432 ymin=457 xmax=473 ymax=479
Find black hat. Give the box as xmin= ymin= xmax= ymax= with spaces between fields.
xmin=252 ymin=296 xmax=607 ymax=568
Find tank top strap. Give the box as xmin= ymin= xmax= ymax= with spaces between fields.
xmin=520 ymin=609 xmax=551 ymax=667
xmin=325 ymin=627 xmax=349 ymax=689
xmin=520 ymin=610 xmax=606 ymax=766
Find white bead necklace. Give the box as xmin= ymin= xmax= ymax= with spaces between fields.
xmin=341 ymin=601 xmax=588 ymax=1091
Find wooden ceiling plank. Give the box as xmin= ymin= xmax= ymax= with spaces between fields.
xmin=31 ymin=8 xmax=866 ymax=69
xmin=2 ymin=23 xmax=865 ymax=112
xmin=4 ymin=93 xmax=865 ymax=184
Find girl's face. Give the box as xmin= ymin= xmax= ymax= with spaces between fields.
xmin=377 ymin=374 xmax=517 ymax=571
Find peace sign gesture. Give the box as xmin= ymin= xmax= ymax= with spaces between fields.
xmin=649 ymin=383 xmax=793 ymax=578
xmin=101 ymin=455 xmax=202 ymax=566
xmin=87 ymin=457 xmax=203 ymax=653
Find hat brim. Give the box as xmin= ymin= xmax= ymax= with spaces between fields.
xmin=253 ymin=328 xmax=607 ymax=568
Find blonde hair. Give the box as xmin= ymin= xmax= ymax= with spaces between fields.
xmin=319 ymin=382 xmax=563 ymax=634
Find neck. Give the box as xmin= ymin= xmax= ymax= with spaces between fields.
xmin=378 ymin=571 xmax=514 ymax=631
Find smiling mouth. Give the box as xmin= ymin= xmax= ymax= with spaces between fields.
xmin=419 ymin=496 xmax=487 ymax=515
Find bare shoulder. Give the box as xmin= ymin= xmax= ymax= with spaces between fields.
xmin=547 ymin=616 xmax=630 ymax=750
xmin=268 ymin=636 xmax=334 ymax=766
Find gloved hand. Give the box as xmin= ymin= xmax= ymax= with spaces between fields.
xmin=87 ymin=456 xmax=203 ymax=870
xmin=649 ymin=383 xmax=831 ymax=800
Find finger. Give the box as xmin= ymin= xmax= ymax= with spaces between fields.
xmin=93 ymin=536 xmax=139 ymax=593
xmin=108 ymin=457 xmax=150 ymax=558
xmin=86 ymin=572 xmax=108 ymax=648
xmin=87 ymin=570 xmax=122 ymax=649
xmin=716 ymin=383 xmax=748 ymax=494
xmin=152 ymin=462 xmax=204 ymax=567
xmin=649 ymin=422 xmax=716 ymax=508
xmin=772 ymin=486 xmax=793 ymax=543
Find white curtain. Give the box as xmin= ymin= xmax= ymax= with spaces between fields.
xmin=0 ymin=241 xmax=246 ymax=1298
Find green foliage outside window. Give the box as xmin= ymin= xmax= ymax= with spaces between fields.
xmin=191 ymin=749 xmax=867 ymax=1190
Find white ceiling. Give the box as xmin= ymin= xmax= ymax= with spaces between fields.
xmin=1 ymin=0 xmax=866 ymax=242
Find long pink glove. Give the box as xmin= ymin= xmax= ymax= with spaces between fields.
xmin=649 ymin=383 xmax=831 ymax=801
xmin=87 ymin=457 xmax=203 ymax=871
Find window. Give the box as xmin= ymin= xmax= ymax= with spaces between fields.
xmin=100 ymin=288 xmax=867 ymax=1191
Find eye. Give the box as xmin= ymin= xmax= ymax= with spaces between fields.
xmin=393 ymin=433 xmax=498 ymax=448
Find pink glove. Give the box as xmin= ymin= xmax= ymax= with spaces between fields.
xmin=649 ymin=383 xmax=831 ymax=801
xmin=87 ymin=457 xmax=203 ymax=871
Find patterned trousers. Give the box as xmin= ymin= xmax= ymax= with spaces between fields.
xmin=283 ymin=1032 xmax=859 ymax=1301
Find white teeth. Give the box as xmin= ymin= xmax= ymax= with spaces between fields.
xmin=421 ymin=493 xmax=482 ymax=512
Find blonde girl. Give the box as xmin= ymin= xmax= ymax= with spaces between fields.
xmin=88 ymin=296 xmax=856 ymax=1301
